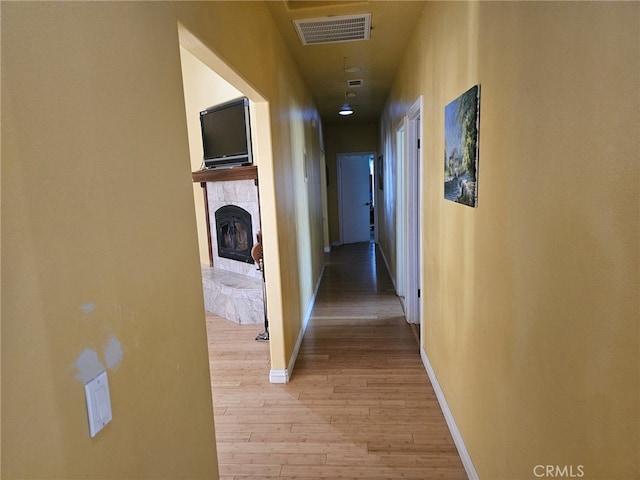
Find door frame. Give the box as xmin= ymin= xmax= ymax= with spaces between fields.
xmin=395 ymin=120 xmax=408 ymax=300
xmin=405 ymin=97 xmax=423 ymax=327
xmin=337 ymin=151 xmax=376 ymax=245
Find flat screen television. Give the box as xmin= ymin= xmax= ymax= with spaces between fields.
xmin=200 ymin=97 xmax=252 ymax=169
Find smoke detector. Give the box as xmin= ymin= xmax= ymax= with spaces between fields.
xmin=294 ymin=13 xmax=372 ymax=45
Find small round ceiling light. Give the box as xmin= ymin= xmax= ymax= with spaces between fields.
xmin=338 ymin=103 xmax=354 ymax=116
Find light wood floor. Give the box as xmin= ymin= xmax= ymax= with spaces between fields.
xmin=206 ymin=242 xmax=467 ymax=480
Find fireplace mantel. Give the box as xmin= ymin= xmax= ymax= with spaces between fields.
xmin=192 ymin=165 xmax=257 ymax=183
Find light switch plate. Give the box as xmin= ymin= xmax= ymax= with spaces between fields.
xmin=84 ymin=370 xmax=112 ymax=438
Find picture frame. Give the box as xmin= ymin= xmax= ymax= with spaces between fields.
xmin=444 ymin=85 xmax=480 ymax=207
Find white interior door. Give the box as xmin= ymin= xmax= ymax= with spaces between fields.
xmin=339 ymin=153 xmax=372 ymax=244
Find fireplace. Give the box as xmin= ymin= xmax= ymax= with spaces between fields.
xmin=195 ymin=171 xmax=264 ymax=324
xmin=214 ymin=205 xmax=254 ymax=264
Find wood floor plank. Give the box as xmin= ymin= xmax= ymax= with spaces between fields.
xmin=326 ymin=452 xmax=465 ymax=467
xmin=280 ymin=464 xmax=467 ymax=479
xmin=291 ymin=423 xmax=440 ymax=435
xmin=214 ymin=431 xmax=252 ymax=442
xmin=217 ymin=464 xmax=281 ymax=477
xmin=217 ymin=441 xmax=367 ymax=455
xmin=207 ymin=242 xmax=466 ymax=479
xmin=219 ymin=452 xmax=327 ymax=465
xmin=213 ymin=423 xmax=293 ymax=433
xmin=247 ymin=432 xmax=358 ymax=443
xmin=224 ymin=406 xmax=370 ymax=416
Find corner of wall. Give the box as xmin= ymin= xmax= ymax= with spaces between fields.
xmin=269 ymin=264 xmax=325 ymax=383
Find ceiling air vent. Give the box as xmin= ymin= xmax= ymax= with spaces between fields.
xmin=294 ymin=13 xmax=371 ymax=45
xmin=347 ymin=79 xmax=364 ymax=88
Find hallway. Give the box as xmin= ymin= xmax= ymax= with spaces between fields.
xmin=207 ymin=242 xmax=467 ymax=479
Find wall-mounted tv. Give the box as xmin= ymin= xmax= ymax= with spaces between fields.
xmin=200 ymin=97 xmax=252 ymax=169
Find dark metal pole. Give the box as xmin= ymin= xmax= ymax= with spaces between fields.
xmin=252 ymin=232 xmax=269 ymax=341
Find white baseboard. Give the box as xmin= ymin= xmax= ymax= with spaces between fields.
xmin=420 ymin=347 xmax=479 ymax=480
xmin=269 ymin=264 xmax=325 ymax=384
xmin=269 ymin=368 xmax=289 ymax=383
xmin=324 ymin=246 xmax=331 ymax=253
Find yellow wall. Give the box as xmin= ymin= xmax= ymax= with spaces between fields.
xmin=1 ymin=3 xmax=217 ymax=477
xmin=323 ymin=123 xmax=378 ymax=245
xmin=381 ymin=2 xmax=639 ymax=478
xmin=179 ymin=46 xmax=242 ymax=266
xmin=1 ymin=1 xmax=325 ymax=477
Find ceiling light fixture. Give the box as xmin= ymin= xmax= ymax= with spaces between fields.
xmin=339 ymin=103 xmax=354 ymax=116
xmin=338 ymin=57 xmax=355 ymax=116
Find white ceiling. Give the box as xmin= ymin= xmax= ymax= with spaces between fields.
xmin=266 ymin=1 xmax=427 ymax=126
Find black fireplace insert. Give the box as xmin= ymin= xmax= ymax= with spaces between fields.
xmin=214 ymin=205 xmax=254 ymax=264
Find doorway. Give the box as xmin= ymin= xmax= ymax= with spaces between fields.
xmin=337 ymin=152 xmax=376 ymax=244
xmin=177 ymin=25 xmax=282 ymax=371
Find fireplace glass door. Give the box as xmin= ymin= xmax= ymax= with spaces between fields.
xmin=214 ymin=205 xmax=254 ymax=264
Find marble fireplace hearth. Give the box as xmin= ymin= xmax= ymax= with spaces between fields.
xmin=201 ymin=265 xmax=264 ymax=325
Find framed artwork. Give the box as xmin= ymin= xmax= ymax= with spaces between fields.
xmin=377 ymin=155 xmax=384 ymax=190
xmin=444 ymin=85 xmax=480 ymax=207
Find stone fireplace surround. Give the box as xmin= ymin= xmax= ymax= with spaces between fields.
xmin=197 ymin=169 xmax=265 ymax=325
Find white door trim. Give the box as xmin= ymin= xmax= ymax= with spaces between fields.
xmin=395 ymin=120 xmax=408 ymax=300
xmin=405 ymin=97 xmax=422 ymax=326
